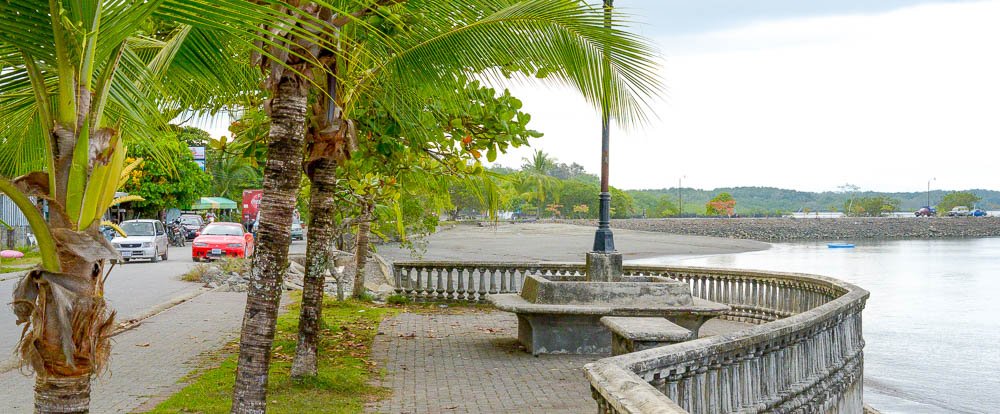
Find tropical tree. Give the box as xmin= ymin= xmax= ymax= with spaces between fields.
xmin=206 ymin=153 xmax=261 ymax=202
xmin=231 ymin=0 xmax=661 ymax=410
xmin=120 ymin=138 xmax=211 ymax=217
xmin=938 ymin=191 xmax=981 ymax=214
xmin=277 ymin=0 xmax=660 ymax=393
xmin=0 ymin=1 xmax=337 ymax=411
xmin=520 ymin=150 xmax=558 ymax=217
xmin=706 ymin=192 xmax=736 ymax=217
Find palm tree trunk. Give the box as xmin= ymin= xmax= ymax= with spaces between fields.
xmin=291 ymin=158 xmax=337 ymax=379
xmin=351 ymin=205 xmax=372 ymax=299
xmin=34 ymin=375 xmax=89 ymax=413
xmin=230 ymin=75 xmax=308 ymax=414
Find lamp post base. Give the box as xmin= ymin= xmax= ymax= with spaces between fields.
xmin=586 ymin=251 xmax=623 ymax=282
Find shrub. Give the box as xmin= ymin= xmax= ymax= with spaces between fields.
xmin=386 ymin=294 xmax=411 ymax=305
xmin=181 ymin=264 xmax=213 ymax=282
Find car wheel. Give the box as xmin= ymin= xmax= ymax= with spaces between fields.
xmin=193 ymin=256 xmax=200 ymax=262
xmin=151 ymin=249 xmax=159 ymax=263
xmin=162 ymin=248 xmax=169 ymax=261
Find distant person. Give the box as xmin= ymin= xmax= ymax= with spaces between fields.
xmin=205 ymin=211 xmax=216 ymax=224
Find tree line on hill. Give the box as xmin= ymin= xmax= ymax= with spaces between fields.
xmin=455 ymin=156 xmax=1000 ymax=218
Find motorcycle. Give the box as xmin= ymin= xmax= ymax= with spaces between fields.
xmin=167 ymin=219 xmax=187 ymax=247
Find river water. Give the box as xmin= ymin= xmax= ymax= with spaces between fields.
xmin=636 ymin=238 xmax=1000 ymax=414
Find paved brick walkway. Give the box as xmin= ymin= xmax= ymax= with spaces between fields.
xmin=370 ymin=311 xmax=597 ymax=414
xmin=0 ymin=291 xmax=248 ymax=413
xmin=370 ymin=311 xmax=751 ymax=414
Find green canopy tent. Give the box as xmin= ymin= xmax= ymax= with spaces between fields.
xmin=191 ymin=197 xmax=238 ymax=210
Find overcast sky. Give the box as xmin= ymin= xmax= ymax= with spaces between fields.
xmin=196 ymin=0 xmax=1000 ymax=193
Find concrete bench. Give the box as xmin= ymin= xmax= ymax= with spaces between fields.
xmin=601 ymin=316 xmax=694 ymax=356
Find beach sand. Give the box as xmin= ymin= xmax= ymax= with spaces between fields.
xmin=377 ymin=222 xmax=770 ymax=263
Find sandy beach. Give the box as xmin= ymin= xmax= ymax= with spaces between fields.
xmin=376 ymin=222 xmax=769 ymax=262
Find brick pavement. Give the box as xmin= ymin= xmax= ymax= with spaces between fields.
xmin=370 ymin=311 xmax=751 ymax=414
xmin=0 ymin=290 xmax=248 ymax=413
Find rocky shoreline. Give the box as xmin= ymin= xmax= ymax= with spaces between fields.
xmin=556 ymin=217 xmax=1000 ymax=242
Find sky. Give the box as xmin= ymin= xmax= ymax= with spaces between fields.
xmin=195 ymin=0 xmax=1000 ymax=193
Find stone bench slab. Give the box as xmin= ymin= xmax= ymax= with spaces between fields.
xmin=601 ymin=317 xmax=692 ymax=342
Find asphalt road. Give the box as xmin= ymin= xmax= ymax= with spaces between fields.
xmin=0 ymin=239 xmax=307 ymax=363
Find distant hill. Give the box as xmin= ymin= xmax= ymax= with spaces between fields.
xmin=625 ymin=187 xmax=1000 ymax=216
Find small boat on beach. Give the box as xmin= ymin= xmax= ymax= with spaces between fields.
xmin=827 ymin=243 xmax=855 ymax=249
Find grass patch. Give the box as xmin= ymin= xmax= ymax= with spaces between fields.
xmin=181 ymin=263 xmax=214 ymax=282
xmin=149 ymin=295 xmax=398 ymax=414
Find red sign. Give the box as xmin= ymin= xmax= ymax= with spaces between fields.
xmin=242 ymin=189 xmax=263 ymax=223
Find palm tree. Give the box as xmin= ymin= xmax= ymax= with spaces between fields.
xmin=207 ymin=153 xmax=261 ymax=201
xmin=281 ymin=0 xmax=662 ymax=388
xmin=520 ymin=150 xmax=559 ymax=217
xmin=0 ymin=1 xmax=334 ymax=411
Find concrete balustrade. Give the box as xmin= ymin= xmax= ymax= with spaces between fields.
xmin=390 ymin=262 xmax=869 ymax=414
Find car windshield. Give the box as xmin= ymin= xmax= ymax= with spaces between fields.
xmin=201 ymin=224 xmax=243 ymax=236
xmin=121 ymin=222 xmax=154 ymax=237
xmin=180 ymin=216 xmax=201 ymax=225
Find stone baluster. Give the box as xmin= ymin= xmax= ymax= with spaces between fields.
xmin=717 ymin=355 xmax=734 ymax=414
xmin=690 ymin=361 xmax=709 ymax=414
xmin=499 ymin=267 xmax=510 ymax=293
xmin=488 ymin=268 xmax=498 ymax=294
xmin=664 ymin=369 xmax=682 ymax=403
xmin=706 ymin=358 xmax=722 ymax=414
xmin=455 ymin=267 xmax=466 ymax=301
xmin=414 ymin=267 xmax=425 ymax=299
xmin=507 ymin=267 xmax=517 ymax=292
xmin=466 ymin=267 xmax=477 ymax=301
xmin=679 ymin=366 xmax=695 ymax=411
xmin=446 ymin=267 xmax=456 ymax=300
xmin=477 ymin=267 xmax=488 ymax=301
xmin=393 ymin=265 xmax=404 ymax=295
xmin=431 ymin=267 xmax=441 ymax=300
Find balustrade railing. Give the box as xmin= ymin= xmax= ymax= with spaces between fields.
xmin=392 ymin=261 xmax=584 ymax=302
xmin=389 ymin=261 xmax=869 ymax=414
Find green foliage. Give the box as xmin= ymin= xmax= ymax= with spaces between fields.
xmin=386 ymin=294 xmax=411 ymax=305
xmin=844 ymin=196 xmax=900 ymax=217
xmin=122 ymin=138 xmax=211 ymax=216
xmin=937 ymin=191 xmax=982 ymax=213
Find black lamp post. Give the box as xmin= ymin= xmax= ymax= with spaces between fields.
xmin=592 ymin=0 xmax=615 ymax=253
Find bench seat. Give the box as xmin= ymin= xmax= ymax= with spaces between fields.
xmin=601 ymin=316 xmax=693 ymax=355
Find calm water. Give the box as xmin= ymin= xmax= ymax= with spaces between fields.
xmin=635 ymin=238 xmax=1000 ymax=414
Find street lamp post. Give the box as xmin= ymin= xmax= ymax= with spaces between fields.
xmin=592 ymin=0 xmax=615 ymax=254
xmin=677 ymin=175 xmax=686 ymax=217
xmin=927 ymin=178 xmax=936 ymax=208
xmin=587 ymin=0 xmax=622 ymax=282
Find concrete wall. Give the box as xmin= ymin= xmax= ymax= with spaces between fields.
xmin=558 ymin=217 xmax=1000 ymax=241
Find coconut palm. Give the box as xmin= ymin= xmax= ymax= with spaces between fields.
xmin=0 ymin=1 xmax=339 ymax=411
xmin=520 ymin=150 xmax=560 ymax=217
xmin=281 ymin=0 xmax=661 ymax=389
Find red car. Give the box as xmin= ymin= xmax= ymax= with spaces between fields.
xmin=191 ymin=222 xmax=255 ymax=261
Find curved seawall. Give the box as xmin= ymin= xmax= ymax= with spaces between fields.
xmin=557 ymin=217 xmax=1000 ymax=242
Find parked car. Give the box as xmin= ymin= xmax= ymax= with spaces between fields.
xmin=191 ymin=222 xmax=254 ymax=262
xmin=970 ymin=208 xmax=987 ymax=217
xmin=914 ymin=206 xmax=936 ymax=217
xmin=111 ymin=219 xmax=169 ymax=262
xmin=947 ymin=206 xmax=970 ymax=217
xmin=291 ymin=218 xmax=304 ymax=240
xmin=178 ymin=214 xmax=204 ymax=239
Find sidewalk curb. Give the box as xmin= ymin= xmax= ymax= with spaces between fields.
xmin=0 ymin=286 xmax=216 ymax=375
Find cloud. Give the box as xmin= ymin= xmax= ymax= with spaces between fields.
xmin=493 ymin=1 xmax=1000 ymax=192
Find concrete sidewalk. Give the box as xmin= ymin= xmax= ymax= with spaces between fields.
xmin=0 ymin=290 xmax=248 ymax=413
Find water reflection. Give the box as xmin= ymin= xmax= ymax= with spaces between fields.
xmin=635 ymin=238 xmax=1000 ymax=414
